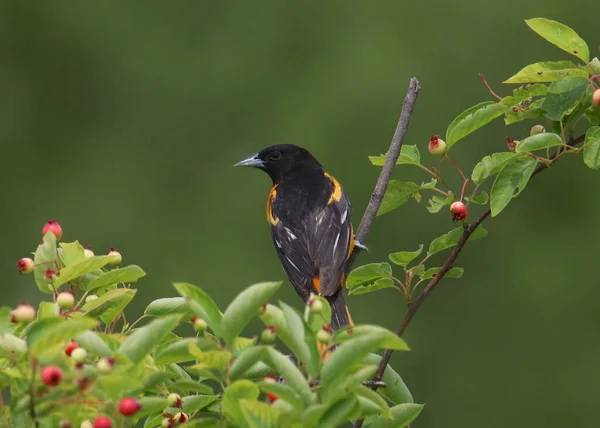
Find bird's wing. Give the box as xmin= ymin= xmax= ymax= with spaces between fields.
xmin=306 ymin=176 xmax=353 ymax=297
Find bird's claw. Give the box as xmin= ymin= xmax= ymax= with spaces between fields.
xmin=355 ymin=240 xmax=368 ymax=251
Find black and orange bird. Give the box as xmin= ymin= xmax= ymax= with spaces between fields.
xmin=235 ymin=144 xmax=356 ymax=329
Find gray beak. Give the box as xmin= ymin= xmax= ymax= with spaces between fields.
xmin=234 ymin=154 xmax=265 ymax=168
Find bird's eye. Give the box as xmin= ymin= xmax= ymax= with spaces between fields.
xmin=270 ymin=151 xmax=281 ymax=161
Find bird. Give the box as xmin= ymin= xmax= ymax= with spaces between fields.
xmin=235 ymin=144 xmax=355 ymax=329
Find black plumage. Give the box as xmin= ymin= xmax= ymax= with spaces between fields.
xmin=235 ymin=144 xmax=354 ymax=329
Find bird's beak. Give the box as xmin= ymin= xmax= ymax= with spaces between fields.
xmin=234 ymin=154 xmax=265 ymax=168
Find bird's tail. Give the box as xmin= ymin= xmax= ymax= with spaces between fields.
xmin=326 ymin=289 xmax=353 ymax=330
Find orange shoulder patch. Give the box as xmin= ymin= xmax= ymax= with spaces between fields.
xmin=312 ymin=277 xmax=321 ymax=294
xmin=324 ymin=172 xmax=342 ymax=204
xmin=266 ymin=184 xmax=280 ymax=226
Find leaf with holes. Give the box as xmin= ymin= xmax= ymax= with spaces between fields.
xmin=542 ymin=77 xmax=588 ymax=121
xmin=525 ymin=18 xmax=589 ymax=62
xmin=503 ymin=61 xmax=587 ymax=84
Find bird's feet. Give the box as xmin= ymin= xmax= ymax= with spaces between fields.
xmin=355 ymin=239 xmax=368 ymax=251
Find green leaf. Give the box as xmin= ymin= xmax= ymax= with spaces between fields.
xmin=503 ymin=61 xmax=588 ymax=83
xmin=426 ymin=192 xmax=454 ymax=214
xmin=370 ymin=403 xmax=424 ymax=428
xmin=504 ymin=98 xmax=546 ymax=125
xmin=364 ymin=354 xmax=413 ymax=405
xmin=74 ymin=330 xmax=113 ymax=357
xmin=470 ymin=191 xmax=489 ymax=205
xmin=369 ymin=145 xmax=421 ymax=167
xmin=280 ymin=302 xmax=317 ymax=377
xmin=348 ymin=278 xmax=395 ymax=296
xmin=318 ymin=395 xmax=357 ymax=427
xmin=229 ymin=346 xmax=268 ymax=381
xmin=583 ymin=126 xmax=600 ymax=169
xmin=144 ymin=297 xmax=193 ymax=317
xmin=525 ymin=18 xmax=589 ymax=62
xmin=136 ymin=397 xmax=169 ymax=418
xmin=420 ymin=266 xmax=464 ymax=280
xmin=33 ymin=232 xmax=58 ymax=294
xmin=118 ymin=315 xmax=181 ymax=364
xmin=37 ymin=302 xmax=58 ymax=319
xmin=490 ymin=155 xmax=537 ymax=216
xmin=471 ymin=152 xmax=520 ymax=185
xmin=427 ymin=226 xmax=488 ymax=256
xmin=189 ymin=346 xmax=232 ymax=371
xmin=333 ymin=325 xmax=410 ymax=350
xmin=55 ymin=255 xmax=114 ymax=287
xmin=154 ymin=338 xmax=198 ymax=365
xmin=321 ymin=333 xmax=408 ymax=391
xmin=419 ymin=178 xmax=437 ymax=189
xmin=346 ymin=263 xmax=392 ymax=290
xmin=59 ymin=241 xmax=85 ymax=266
xmin=0 ymin=307 xmax=12 ymax=334
xmin=585 ymin=105 xmax=600 ymax=125
xmin=389 ymin=245 xmax=423 ymax=267
xmin=356 ymin=385 xmax=392 ymax=418
xmin=220 ymin=281 xmax=281 ymax=346
xmin=169 ymin=380 xmax=214 ymax=395
xmin=305 ymin=295 xmax=331 ymax=333
xmin=377 ymin=181 xmax=420 ymax=216
xmin=265 ymin=347 xmax=315 ymax=406
xmin=173 ymin=282 xmax=223 ymax=337
xmin=239 ymin=399 xmax=281 ymax=428
xmin=542 ymin=77 xmax=588 ymax=121
xmin=99 ymin=372 xmax=143 ymax=400
xmin=142 ymin=372 xmax=173 ymax=391
xmin=258 ymin=381 xmax=304 ymax=410
xmin=516 ymin=132 xmax=563 ymax=153
xmin=0 ymin=334 xmax=27 ymax=355
xmin=84 ymin=265 xmax=146 ymax=292
xmin=180 ymin=395 xmax=218 ymax=413
xmin=222 ymin=380 xmax=260 ymax=427
xmin=27 ymin=317 xmax=97 ymax=356
xmin=258 ymin=304 xmax=294 ymax=353
xmin=446 ymin=102 xmax=508 ymax=148
xmin=77 ymin=288 xmax=136 ymax=325
xmin=499 ymin=84 xmax=549 ymax=105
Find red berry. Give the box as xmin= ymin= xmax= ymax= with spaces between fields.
xmin=506 ymin=137 xmax=519 ymax=152
xmin=42 ymin=220 xmax=63 ymax=240
xmin=41 ymin=366 xmax=62 ymax=386
xmin=119 ymin=397 xmax=141 ymax=416
xmin=44 ymin=268 xmax=57 ymax=281
xmin=93 ymin=416 xmax=112 ymax=428
xmin=450 ymin=201 xmax=468 ymax=221
xmin=65 ymin=341 xmax=79 ymax=356
xmin=59 ymin=420 xmax=71 ymax=428
xmin=267 ymin=392 xmax=278 ymax=403
xmin=593 ymin=89 xmax=600 ymax=107
xmin=16 ymin=258 xmax=34 ymax=274
xmin=428 ymin=135 xmax=447 ymax=155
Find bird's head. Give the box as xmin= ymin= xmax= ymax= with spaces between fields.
xmin=234 ymin=144 xmax=322 ymax=183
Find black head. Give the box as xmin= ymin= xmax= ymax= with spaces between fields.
xmin=234 ymin=144 xmax=322 ymax=183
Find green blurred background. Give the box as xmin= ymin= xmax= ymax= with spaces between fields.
xmin=2 ymin=2 xmax=599 ymax=426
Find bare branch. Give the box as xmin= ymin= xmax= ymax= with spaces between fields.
xmin=347 ymin=77 xmax=420 ymax=269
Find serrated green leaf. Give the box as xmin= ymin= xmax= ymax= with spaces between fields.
xmin=142 ymin=371 xmax=173 ymax=391
xmin=369 ymin=145 xmax=421 ymax=167
xmin=525 ymin=18 xmax=589 ymax=62
xmin=144 ymin=297 xmax=193 ymax=317
xmin=222 ymin=380 xmax=260 ymax=427
xmin=59 ymin=241 xmax=85 ymax=266
xmin=348 ymin=278 xmax=395 ymax=296
xmin=173 ymin=282 xmax=223 ymax=338
xmin=346 ymin=263 xmax=392 ymax=290
xmin=220 ymin=281 xmax=281 ymax=346
xmin=420 ymin=266 xmax=464 ymax=280
xmin=446 ymin=102 xmax=508 ymax=147
xmin=33 ymin=232 xmax=58 ymax=294
xmin=470 ymin=191 xmax=489 ymax=205
xmin=229 ymin=346 xmax=268 ymax=381
xmin=74 ymin=330 xmax=112 ymax=357
xmin=364 ymin=353 xmax=413 ymax=405
xmin=504 ymin=98 xmax=546 ymax=125
xmin=583 ymin=126 xmax=600 ymax=169
xmin=504 ymin=61 xmax=588 ymax=84
xmin=136 ymin=397 xmax=169 ymax=418
xmin=333 ymin=325 xmax=410 ymax=351
xmin=318 ymin=395 xmax=357 ymax=427
xmin=258 ymin=304 xmax=294 ymax=353
xmin=76 ymin=288 xmax=136 ymax=325
xmin=27 ymin=317 xmax=97 ymax=356
xmin=154 ymin=338 xmax=198 ymax=365
xmin=265 ymin=347 xmax=314 ymax=406
xmin=84 ymin=265 xmax=146 ymax=292
xmin=98 ymin=372 xmax=143 ymax=400
xmin=427 ymin=226 xmax=488 ymax=256
xmin=499 ymin=84 xmax=549 ymax=105
xmin=471 ymin=152 xmax=520 ymax=185
xmin=239 ymin=399 xmax=281 ymax=428
xmin=370 ymin=403 xmax=424 ymax=428
xmin=490 ymin=155 xmax=537 ymax=216
xmin=119 ymin=315 xmax=181 ymax=364
xmin=426 ymin=192 xmax=454 ymax=213
xmin=377 ymin=181 xmax=420 ymax=216
xmin=389 ymin=245 xmax=423 ymax=267
xmin=542 ymin=77 xmax=588 ymax=121
xmin=516 ymin=132 xmax=563 ymax=153
xmin=55 ymin=255 xmax=113 ymax=287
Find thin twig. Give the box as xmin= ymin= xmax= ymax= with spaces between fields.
xmin=479 ymin=74 xmax=503 ymax=101
xmin=347 ymin=78 xmax=420 ymax=269
xmin=353 ymin=135 xmax=585 ymax=428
